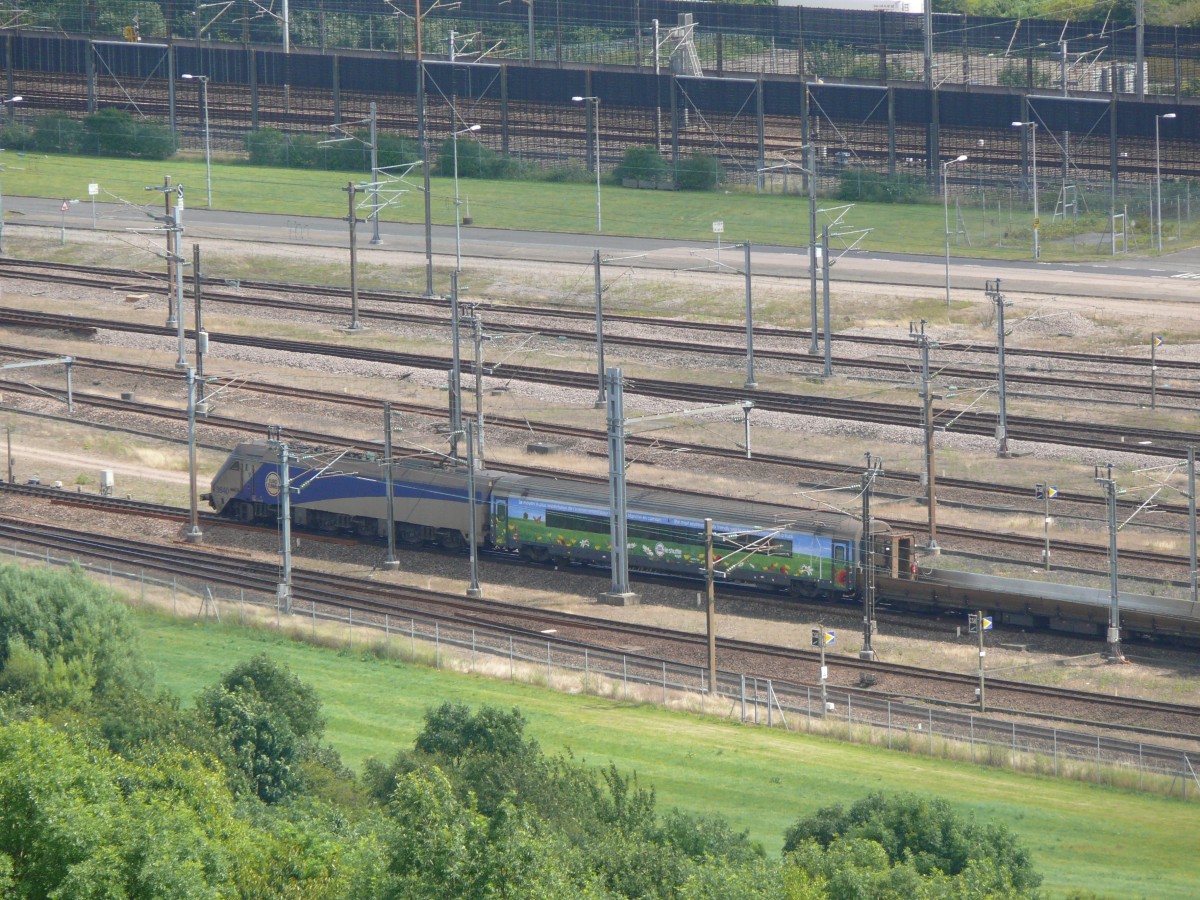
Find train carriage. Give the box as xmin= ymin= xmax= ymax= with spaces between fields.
xmin=489 ymin=473 xmax=867 ymax=597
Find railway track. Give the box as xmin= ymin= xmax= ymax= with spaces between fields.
xmin=3 ymin=257 xmax=1195 ymax=377
xmin=2 ymin=306 xmax=1196 ymax=458
xmin=3 ymin=513 xmax=1198 ymax=743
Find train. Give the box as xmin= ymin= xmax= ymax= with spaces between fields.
xmin=207 ymin=441 xmax=1200 ymax=644
xmin=207 ymin=440 xmax=914 ymax=598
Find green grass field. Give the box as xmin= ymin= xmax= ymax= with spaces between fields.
xmin=5 ymin=151 xmax=1167 ymax=260
xmin=134 ymin=609 xmax=1199 ymax=899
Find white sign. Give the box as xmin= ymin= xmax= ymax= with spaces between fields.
xmin=87 ymin=183 xmax=99 ymax=196
xmin=712 ymin=220 xmax=724 ymax=234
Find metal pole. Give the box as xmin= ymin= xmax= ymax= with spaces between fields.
xmin=860 ymin=461 xmax=879 ymax=660
xmin=201 ymin=77 xmax=211 ymax=208
xmin=1151 ymin=335 xmax=1158 ymax=409
xmin=450 ymin=272 xmax=463 ymax=457
xmin=943 ymin=160 xmax=952 ymax=305
xmin=163 ymin=176 xmax=176 ymax=328
xmin=977 ymin=609 xmax=986 ymax=711
xmin=705 ymin=517 xmax=716 ymax=693
xmin=593 ymin=99 xmax=602 ymax=233
xmin=808 ymin=142 xmax=818 ymax=355
xmin=472 ymin=312 xmax=484 ymax=462
xmin=1032 ymin=125 xmax=1040 ymax=260
xmin=821 ymin=226 xmax=832 ymax=378
xmin=1044 ymin=486 xmax=1051 ymax=571
xmin=345 ymin=182 xmax=362 ymax=331
xmin=1098 ymin=463 xmax=1122 ymax=660
xmin=913 ymin=321 xmax=938 ymax=552
xmin=384 ymin=402 xmax=398 ymax=570
xmin=192 ymin=244 xmax=206 ymax=411
xmin=466 ymin=420 xmax=482 ymax=597
xmin=1136 ymin=0 xmax=1145 ymax=98
xmin=370 ymin=101 xmax=381 ymax=246
xmin=1156 ymin=114 xmax=1163 ymax=254
xmin=818 ymin=622 xmax=828 ymax=713
xmin=593 ymin=250 xmax=606 ymax=408
xmin=744 ymin=241 xmax=756 ymax=388
xmin=416 ymin=25 xmax=433 ymax=295
xmin=527 ymin=0 xmax=535 ymax=62
xmin=605 ymin=367 xmax=632 ymax=599
xmin=185 ymin=367 xmax=202 ymax=542
xmin=743 ymin=401 xmax=752 ymax=459
xmin=172 ymin=193 xmax=187 ymax=368
xmin=453 ymin=126 xmax=462 ymax=271
xmin=989 ymin=279 xmax=1009 ymax=456
xmin=1185 ymin=446 xmax=1195 ymax=602
xmin=277 ymin=440 xmax=292 ymax=614
xmin=0 ymin=151 xmax=6 ymax=254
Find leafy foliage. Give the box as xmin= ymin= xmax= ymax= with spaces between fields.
xmin=675 ymin=153 xmax=724 ymax=191
xmin=435 ymin=136 xmax=513 ymax=179
xmin=82 ymin=107 xmax=176 ymax=159
xmin=784 ymin=792 xmax=1042 ymax=893
xmin=837 ymin=167 xmax=930 ymax=204
xmin=613 ymin=146 xmax=670 ymax=184
xmin=0 ymin=563 xmax=149 ymax=709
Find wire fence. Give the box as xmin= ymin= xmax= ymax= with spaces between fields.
xmin=8 ymin=538 xmax=1198 ymax=801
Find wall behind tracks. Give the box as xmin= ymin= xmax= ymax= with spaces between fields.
xmin=2 ymin=32 xmax=1197 ymax=193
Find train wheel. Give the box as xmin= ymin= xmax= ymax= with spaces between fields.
xmin=520 ymin=545 xmax=551 ymax=564
xmin=354 ymin=517 xmax=377 ymax=538
xmin=439 ymin=530 xmax=467 ymax=552
xmin=399 ymin=524 xmax=423 ymax=544
xmin=228 ymin=500 xmax=254 ymax=523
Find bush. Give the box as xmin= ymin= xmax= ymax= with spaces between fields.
xmin=81 ymin=108 xmax=175 ymax=160
xmin=0 ymin=123 xmax=35 ymax=152
xmin=676 ymin=152 xmax=723 ymax=191
xmin=32 ymin=115 xmax=84 ymax=153
xmin=837 ymin=167 xmax=929 ymax=204
xmin=435 ymin=136 xmax=512 ymax=179
xmin=613 ymin=145 xmax=668 ymax=184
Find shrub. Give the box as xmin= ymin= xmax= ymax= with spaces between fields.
xmin=613 ymin=145 xmax=668 ymax=184
xmin=32 ymin=115 xmax=84 ymax=153
xmin=837 ymin=167 xmax=929 ymax=204
xmin=0 ymin=123 xmax=35 ymax=152
xmin=81 ymin=108 xmax=175 ymax=160
xmin=676 ymin=152 xmax=723 ymax=191
xmin=435 ymin=136 xmax=512 ymax=178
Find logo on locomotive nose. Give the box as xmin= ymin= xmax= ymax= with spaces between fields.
xmin=264 ymin=472 xmax=282 ymax=497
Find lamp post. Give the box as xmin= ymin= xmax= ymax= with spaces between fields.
xmin=181 ymin=75 xmax=211 ymax=209
xmin=0 ymin=95 xmax=23 ymax=254
xmin=1012 ymin=121 xmax=1039 ymax=260
xmin=452 ymin=123 xmax=481 ymax=273
xmin=573 ymin=95 xmax=602 ymax=233
xmin=1155 ymin=112 xmax=1176 ymax=254
xmin=941 ymin=154 xmax=967 ymax=307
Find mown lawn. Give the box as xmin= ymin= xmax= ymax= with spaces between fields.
xmin=5 ymin=151 xmax=1020 ymax=256
xmin=136 ymin=609 xmax=1199 ymax=899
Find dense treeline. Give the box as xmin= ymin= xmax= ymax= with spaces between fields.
xmin=0 ymin=564 xmax=1043 ymax=897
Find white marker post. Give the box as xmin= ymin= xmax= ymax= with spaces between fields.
xmin=88 ymin=183 xmax=98 ymax=229
xmin=713 ymin=220 xmax=724 ymax=268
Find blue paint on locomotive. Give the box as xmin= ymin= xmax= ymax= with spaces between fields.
xmin=234 ymin=462 xmax=470 ymax=508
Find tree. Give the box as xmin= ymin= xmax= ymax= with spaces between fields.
xmin=217 ymin=653 xmax=326 ymax=742
xmin=783 ymin=792 xmax=1042 ymax=893
xmin=676 ymin=153 xmax=723 ymax=191
xmin=196 ymin=683 xmax=302 ymax=803
xmin=0 ymin=563 xmax=149 ymax=710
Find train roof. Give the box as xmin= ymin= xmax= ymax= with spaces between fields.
xmin=491 ymin=472 xmax=866 ymax=538
xmin=228 ymin=440 xmax=505 ymax=479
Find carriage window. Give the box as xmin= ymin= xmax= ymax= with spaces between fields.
xmin=833 ymin=544 xmax=847 ymax=561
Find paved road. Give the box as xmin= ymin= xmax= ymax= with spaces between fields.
xmin=10 ymin=194 xmax=1200 ymax=302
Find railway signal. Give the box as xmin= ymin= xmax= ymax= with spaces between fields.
xmin=1035 ymin=483 xmax=1058 ymax=570
xmin=813 ymin=623 xmax=832 ymax=714
xmin=1094 ymin=463 xmax=1126 ymax=662
xmin=969 ymin=610 xmax=990 ymax=711
xmin=1151 ymin=335 xmax=1164 ymax=409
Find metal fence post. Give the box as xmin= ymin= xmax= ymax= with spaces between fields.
xmin=510 ymin=636 xmax=515 ymax=680
xmin=471 ymin=629 xmax=476 ymax=671
xmin=172 ymin=576 xmax=177 ymax=615
xmin=662 ymin=661 xmax=668 ymax=704
xmin=623 ymin=655 xmax=628 ymax=700
xmin=348 ymin=608 xmax=353 ymax=649
xmin=741 ymin=675 xmax=747 ymax=722
xmin=435 ymin=622 xmax=440 ymax=668
xmin=546 ymin=642 xmax=552 ymax=686
xmin=411 ymin=618 xmax=416 ymax=660
xmin=584 ymin=648 xmax=589 ymax=693
xmin=929 ymin=708 xmax=934 ymax=755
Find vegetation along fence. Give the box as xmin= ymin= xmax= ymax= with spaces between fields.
xmin=8 ymin=539 xmax=1198 ymax=801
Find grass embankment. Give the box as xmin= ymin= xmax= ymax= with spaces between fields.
xmin=9 ymin=151 xmax=1187 ymax=260
xmin=135 ymin=608 xmax=1199 ymax=899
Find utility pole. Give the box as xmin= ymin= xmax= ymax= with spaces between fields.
xmin=449 ymin=272 xmax=463 ymax=457
xmin=344 ymin=181 xmax=363 ymax=331
xmin=1095 ymin=462 xmax=1124 ymax=661
xmin=185 ymin=367 xmax=202 ymax=543
xmin=416 ymin=0 xmax=434 ymax=295
xmin=860 ymin=454 xmax=882 ymax=660
xmin=593 ymin=250 xmax=606 ymax=408
xmin=1035 ymin=482 xmax=1057 ymax=570
xmin=269 ymin=434 xmax=294 ymax=615
xmin=970 ymin=610 xmax=989 ymax=711
xmin=470 ymin=309 xmax=485 ymax=463
xmin=1185 ymin=446 xmax=1195 ymax=607
xmin=821 ymin=225 xmax=832 ymax=378
xmin=465 ymin=420 xmax=482 ymax=598
xmin=1151 ymin=334 xmax=1161 ymax=409
xmin=807 ymin=142 xmax=819 ymax=356
xmin=744 ymin=241 xmax=757 ymax=389
xmin=162 ymin=176 xmax=177 ymax=328
xmin=705 ymin=517 xmax=717 ymax=694
xmin=383 ymin=401 xmax=398 ymax=570
xmin=911 ymin=320 xmax=938 ymax=552
xmin=602 ymin=367 xmax=637 ymax=605
xmin=369 ymin=101 xmax=381 ymax=245
xmin=192 ymin=244 xmax=207 ymax=413
xmin=986 ymin=279 xmax=1010 ymax=456
xmin=813 ymin=623 xmax=830 ymax=714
